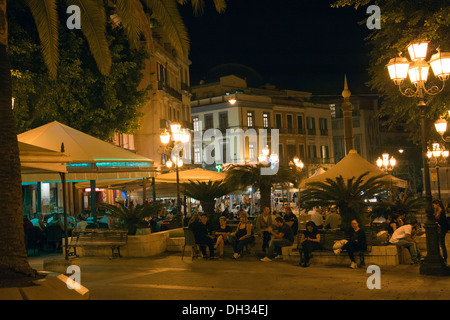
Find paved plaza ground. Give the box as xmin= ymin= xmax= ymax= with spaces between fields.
xmin=28 ymin=252 xmax=450 ymax=301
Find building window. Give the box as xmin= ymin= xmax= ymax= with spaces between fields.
xmin=219 ymin=112 xmax=228 ymax=131
xmin=299 ymin=144 xmax=305 ymax=159
xmin=248 ymin=142 xmax=256 ymax=162
xmin=247 ymin=111 xmax=254 ymax=127
xmin=192 ymin=117 xmax=200 ymax=131
xmin=287 ymin=114 xmax=293 ymax=133
xmin=307 ymin=117 xmax=316 ymax=135
xmin=319 ymin=118 xmax=328 ymax=135
xmin=263 ymin=112 xmax=270 ymax=128
xmin=275 ymin=114 xmax=282 ymax=129
xmin=330 ymin=104 xmax=336 ymax=118
xmin=157 ymin=62 xmax=168 ymax=85
xmin=297 ymin=115 xmax=304 ymax=133
xmin=194 ymin=146 xmax=201 ymax=164
xmin=114 ymin=133 xmax=135 ymax=151
xmin=204 ymin=114 xmax=213 ymax=130
xmin=308 ymin=145 xmax=317 ymax=158
xmin=321 ymin=145 xmax=329 ymax=161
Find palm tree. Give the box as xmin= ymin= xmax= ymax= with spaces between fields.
xmin=0 ymin=0 xmax=111 ymax=278
xmin=0 ymin=0 xmax=226 ymax=278
xmin=225 ymin=164 xmax=299 ymax=211
xmin=299 ymin=172 xmax=389 ymax=228
xmin=97 ymin=201 xmax=165 ymax=235
xmin=371 ymin=191 xmax=425 ymax=223
xmin=181 ymin=179 xmax=231 ymax=228
xmin=181 ymin=179 xmax=231 ymax=215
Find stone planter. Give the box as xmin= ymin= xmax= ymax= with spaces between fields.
xmin=73 ymin=229 xmax=180 ymax=258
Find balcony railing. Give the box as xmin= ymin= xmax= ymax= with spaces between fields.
xmin=158 ymin=81 xmax=182 ymax=101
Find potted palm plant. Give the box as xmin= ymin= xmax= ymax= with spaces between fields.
xmin=224 ymin=164 xmax=299 ymax=211
xmin=97 ymin=201 xmax=166 ymax=235
xmin=299 ymin=172 xmax=389 ymax=230
xmin=181 ymin=180 xmax=232 ymax=229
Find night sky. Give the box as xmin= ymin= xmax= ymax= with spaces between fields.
xmin=179 ymin=0 xmax=373 ymax=95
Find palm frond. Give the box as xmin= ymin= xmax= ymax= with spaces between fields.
xmin=143 ymin=0 xmax=190 ymax=58
xmin=113 ymin=0 xmax=154 ymax=51
xmin=25 ymin=0 xmax=59 ymax=80
xmin=181 ymin=179 xmax=231 ymax=201
xmin=67 ymin=0 xmax=111 ymax=75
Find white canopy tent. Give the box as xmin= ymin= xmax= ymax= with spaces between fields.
xmin=299 ymin=149 xmax=408 ymax=189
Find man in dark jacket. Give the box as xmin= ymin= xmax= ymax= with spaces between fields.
xmin=189 ymin=214 xmax=217 ymax=259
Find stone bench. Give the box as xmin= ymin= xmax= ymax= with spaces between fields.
xmin=282 ymin=244 xmax=400 ymax=266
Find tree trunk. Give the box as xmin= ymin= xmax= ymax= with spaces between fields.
xmin=0 ymin=1 xmax=36 ymax=277
xmin=259 ymin=184 xmax=272 ymax=212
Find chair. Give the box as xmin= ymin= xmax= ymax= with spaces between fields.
xmin=182 ymin=227 xmax=200 ymax=261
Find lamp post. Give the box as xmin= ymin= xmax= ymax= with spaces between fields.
xmin=258 ymin=145 xmax=279 ymax=209
xmin=376 ymin=152 xmax=396 ymax=198
xmin=427 ymin=143 xmax=449 ymax=200
xmin=160 ymin=123 xmax=190 ymax=213
xmin=387 ymin=41 xmax=450 ymax=276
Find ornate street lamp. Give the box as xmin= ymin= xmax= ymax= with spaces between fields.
xmin=387 ymin=41 xmax=450 ymax=276
xmin=427 ymin=143 xmax=449 ymax=200
xmin=376 ymin=153 xmax=396 ymax=172
xmin=160 ymin=122 xmax=190 ymax=213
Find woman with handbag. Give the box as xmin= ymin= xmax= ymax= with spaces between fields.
xmin=339 ymin=219 xmax=366 ymax=269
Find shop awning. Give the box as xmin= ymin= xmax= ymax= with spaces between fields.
xmin=18 ymin=121 xmax=155 ymax=182
xmin=155 ymin=167 xmax=226 ymax=183
xmin=20 ymin=141 xmax=71 ymax=176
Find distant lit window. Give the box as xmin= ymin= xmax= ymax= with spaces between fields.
xmin=330 ymin=104 xmax=336 ymax=118
xmin=194 ymin=146 xmax=201 ymax=163
xmin=114 ymin=133 xmax=135 ymax=151
xmin=247 ymin=111 xmax=254 ymax=127
xmin=263 ymin=113 xmax=269 ymax=128
xmin=193 ymin=117 xmax=200 ymax=131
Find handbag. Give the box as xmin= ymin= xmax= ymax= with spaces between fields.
xmin=332 ymin=239 xmax=348 ymax=255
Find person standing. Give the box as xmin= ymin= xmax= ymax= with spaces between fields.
xmin=433 ymin=199 xmax=449 ymax=263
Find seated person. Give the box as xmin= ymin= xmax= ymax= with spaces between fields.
xmin=299 ymin=221 xmax=321 ymax=267
xmin=260 ymin=217 xmax=294 ymax=262
xmin=188 ymin=213 xmax=217 ymax=259
xmin=230 ymin=211 xmax=254 ymax=259
xmin=389 ymin=219 xmax=421 ymax=264
xmin=214 ymin=216 xmax=231 ymax=259
xmin=339 ymin=219 xmax=367 ymax=269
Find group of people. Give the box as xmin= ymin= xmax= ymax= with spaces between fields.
xmin=188 ymin=210 xmax=255 ymax=260
xmin=23 ymin=211 xmax=112 ymax=253
xmin=187 ymin=205 xmax=300 ymax=261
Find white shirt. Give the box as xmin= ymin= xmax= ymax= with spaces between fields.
xmin=389 ymin=224 xmax=412 ymax=244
